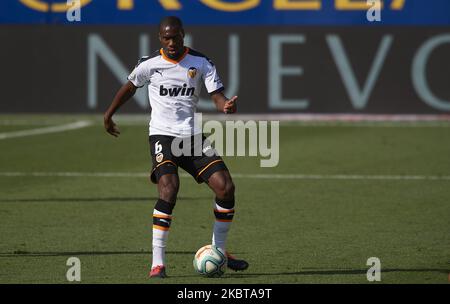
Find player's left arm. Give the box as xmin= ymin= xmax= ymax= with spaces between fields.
xmin=203 ymin=56 xmax=237 ymax=114
xmin=210 ymin=90 xmax=237 ymax=114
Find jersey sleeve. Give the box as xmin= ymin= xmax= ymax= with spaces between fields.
xmin=202 ymin=58 xmax=224 ymax=94
xmin=127 ymin=57 xmax=151 ymax=88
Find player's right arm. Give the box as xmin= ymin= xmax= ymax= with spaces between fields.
xmin=103 ymin=81 xmax=137 ymax=137
xmin=104 ymin=56 xmax=151 ymax=137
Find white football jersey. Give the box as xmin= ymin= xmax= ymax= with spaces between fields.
xmin=127 ymin=47 xmax=224 ymax=137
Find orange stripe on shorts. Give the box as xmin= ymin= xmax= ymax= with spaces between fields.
xmin=196 ymin=160 xmax=223 ymax=178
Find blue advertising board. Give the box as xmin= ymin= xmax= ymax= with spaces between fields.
xmin=1 ymin=0 xmax=450 ymax=25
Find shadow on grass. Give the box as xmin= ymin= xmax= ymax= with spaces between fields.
xmin=224 ymin=268 xmax=449 ymax=278
xmin=0 ymin=251 xmax=195 ymax=257
xmin=141 ymin=267 xmax=450 ymax=280
xmin=2 ymin=252 xmax=447 ymax=279
xmin=169 ymin=268 xmax=449 ymax=279
xmin=0 ymin=197 xmax=208 ymax=203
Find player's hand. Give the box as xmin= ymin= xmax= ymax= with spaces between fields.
xmin=224 ymin=96 xmax=237 ymax=114
xmin=104 ymin=116 xmax=121 ymax=137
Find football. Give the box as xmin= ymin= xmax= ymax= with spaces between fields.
xmin=193 ymin=245 xmax=227 ymax=277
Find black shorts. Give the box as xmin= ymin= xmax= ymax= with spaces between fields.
xmin=149 ymin=134 xmax=228 ymax=184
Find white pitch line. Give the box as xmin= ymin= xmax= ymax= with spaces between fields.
xmin=0 ymin=172 xmax=449 ymax=181
xmin=111 ymin=121 xmax=450 ymax=128
xmin=111 ymin=113 xmax=450 ymax=122
xmin=0 ymin=172 xmax=149 ymax=178
xmin=231 ymin=173 xmax=450 ymax=181
xmin=0 ymin=121 xmax=92 ymax=140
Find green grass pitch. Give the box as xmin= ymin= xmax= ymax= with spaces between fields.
xmin=0 ymin=114 xmax=449 ymax=284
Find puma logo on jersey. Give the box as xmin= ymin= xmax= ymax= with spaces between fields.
xmin=160 ymin=84 xmax=195 ymax=97
xmin=202 ymin=145 xmax=212 ymax=153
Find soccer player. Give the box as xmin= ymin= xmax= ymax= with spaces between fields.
xmin=103 ymin=16 xmax=249 ymax=278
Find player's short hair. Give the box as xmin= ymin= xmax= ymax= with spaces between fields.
xmin=159 ymin=16 xmax=183 ymax=31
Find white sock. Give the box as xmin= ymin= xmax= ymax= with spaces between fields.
xmin=152 ymin=209 xmax=171 ymax=267
xmin=152 ymin=245 xmax=165 ymax=268
xmin=212 ymin=202 xmax=234 ymax=252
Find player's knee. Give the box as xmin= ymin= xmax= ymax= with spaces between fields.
xmin=158 ymin=176 xmax=179 ymax=204
xmin=215 ymin=179 xmax=235 ymax=200
xmin=159 ymin=184 xmax=179 ymax=204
